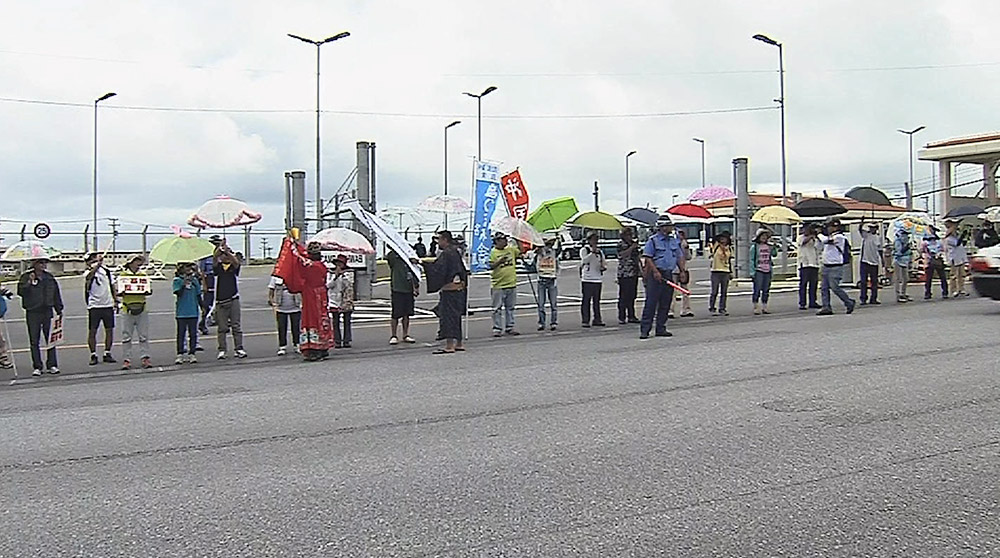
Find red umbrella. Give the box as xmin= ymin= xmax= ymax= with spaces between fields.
xmin=667 ymin=203 xmax=712 ymax=219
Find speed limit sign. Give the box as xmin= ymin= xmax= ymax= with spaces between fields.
xmin=33 ymin=223 xmax=51 ymax=240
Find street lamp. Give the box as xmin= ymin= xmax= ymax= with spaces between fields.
xmin=752 ymin=33 xmax=786 ymax=206
xmin=93 ymin=91 xmax=116 ymax=252
xmin=462 ymin=86 xmax=497 ymax=160
xmin=444 ymin=120 xmax=461 ymax=228
xmin=288 ymin=31 xmax=351 ymax=230
xmin=897 ymin=126 xmax=926 ymax=211
xmin=692 ymin=138 xmax=706 ymax=189
xmin=625 ymin=150 xmax=637 ymax=208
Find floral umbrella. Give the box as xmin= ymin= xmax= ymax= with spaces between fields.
xmin=688 ymin=186 xmax=736 ymax=202
xmin=491 ymin=215 xmax=544 ymax=246
xmin=187 ymin=195 xmax=262 ymax=229
xmin=308 ymin=227 xmax=375 ymax=255
xmin=1 ymin=240 xmax=61 ymax=262
xmin=417 ymin=194 xmax=471 ymax=214
xmin=889 ymin=212 xmax=932 ymax=238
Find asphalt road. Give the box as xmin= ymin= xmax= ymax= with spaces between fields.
xmin=1 ymin=285 xmax=997 ymax=556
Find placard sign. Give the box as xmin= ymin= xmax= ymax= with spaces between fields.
xmin=117 ymin=275 xmax=152 ymax=295
xmin=322 ymin=252 xmax=365 ymax=269
xmin=44 ymin=314 xmax=64 ymax=349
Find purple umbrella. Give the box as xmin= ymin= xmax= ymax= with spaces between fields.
xmin=688 ymin=186 xmax=736 ymax=202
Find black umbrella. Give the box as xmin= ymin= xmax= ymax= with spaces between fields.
xmin=793 ymin=198 xmax=848 ymax=218
xmin=844 ymin=186 xmax=892 ymax=207
xmin=621 ymin=207 xmax=658 ymax=226
xmin=944 ymin=205 xmax=984 ymax=220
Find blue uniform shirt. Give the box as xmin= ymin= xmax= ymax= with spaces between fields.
xmin=643 ymin=232 xmax=683 ymax=272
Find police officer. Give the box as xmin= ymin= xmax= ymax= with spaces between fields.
xmin=639 ymin=214 xmax=686 ymax=339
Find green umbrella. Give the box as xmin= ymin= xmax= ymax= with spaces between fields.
xmin=567 ymin=211 xmax=623 ymax=231
xmin=527 ymin=197 xmax=579 ymax=232
xmin=149 ymin=235 xmax=216 ymax=265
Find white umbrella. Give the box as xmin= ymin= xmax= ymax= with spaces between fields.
xmin=979 ymin=206 xmax=1000 ymax=223
xmin=1 ymin=240 xmax=61 ymax=262
xmin=308 ymin=228 xmax=375 ymax=255
xmin=187 ymin=195 xmax=262 ymax=229
xmin=417 ymin=194 xmax=471 ymax=214
xmin=491 ymin=215 xmax=544 ymax=246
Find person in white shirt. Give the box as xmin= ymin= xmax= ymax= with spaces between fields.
xmin=84 ymin=252 xmax=118 ymax=365
xmin=797 ymin=224 xmax=823 ymax=310
xmin=532 ymin=234 xmax=561 ymax=331
xmin=943 ymin=219 xmax=970 ymax=297
xmin=579 ymin=232 xmax=607 ymax=327
xmin=268 ymin=275 xmax=301 ymax=355
xmin=858 ymin=222 xmax=883 ymax=305
xmin=817 ymin=217 xmax=857 ymax=316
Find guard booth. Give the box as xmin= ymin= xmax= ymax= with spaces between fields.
xmin=918 ymin=133 xmax=1000 ymax=214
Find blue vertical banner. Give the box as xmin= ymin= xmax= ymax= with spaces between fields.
xmin=470 ymin=160 xmax=502 ymax=273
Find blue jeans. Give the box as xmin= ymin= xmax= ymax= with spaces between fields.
xmin=821 ymin=265 xmax=854 ymax=309
xmin=492 ymin=287 xmax=517 ymax=332
xmin=640 ymin=274 xmax=674 ymax=336
xmin=537 ymin=277 xmax=558 ymax=326
xmin=752 ymin=271 xmax=772 ymax=304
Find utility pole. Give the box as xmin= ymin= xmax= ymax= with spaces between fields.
xmin=261 ymin=238 xmax=270 ymax=260
xmin=593 ymin=181 xmax=599 ymax=211
xmin=108 ymin=217 xmax=119 ymax=254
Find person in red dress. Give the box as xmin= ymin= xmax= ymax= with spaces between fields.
xmin=285 ymin=241 xmax=335 ymax=361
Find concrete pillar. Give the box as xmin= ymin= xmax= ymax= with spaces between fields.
xmin=733 ymin=158 xmax=750 ymax=279
xmin=985 ymin=160 xmax=999 ymax=206
xmin=290 ymin=170 xmax=306 ymax=234
xmin=355 ymin=141 xmax=374 ymax=301
xmin=283 ymin=172 xmax=292 ymax=231
xmin=939 ymin=161 xmax=952 ymax=215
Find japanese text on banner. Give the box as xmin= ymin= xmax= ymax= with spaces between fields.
xmin=500 ymin=170 xmax=530 ymax=220
xmin=471 ymin=161 xmax=501 ymax=273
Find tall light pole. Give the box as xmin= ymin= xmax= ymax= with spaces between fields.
xmin=462 ymin=86 xmax=497 ymax=160
xmin=752 ymin=34 xmax=786 ymax=206
xmin=692 ymin=137 xmax=706 ymax=189
xmin=288 ymin=31 xmax=350 ymax=230
xmin=93 ymin=91 xmax=116 ymax=252
xmin=898 ymin=126 xmax=926 ymax=211
xmin=754 ymin=33 xmax=789 ymax=274
xmin=444 ymin=120 xmax=461 ymax=229
xmin=625 ymin=150 xmax=637 ymax=208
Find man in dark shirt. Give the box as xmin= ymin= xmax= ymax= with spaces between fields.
xmin=17 ymin=258 xmax=64 ymax=376
xmin=616 ymin=226 xmax=641 ymax=324
xmin=213 ymin=243 xmax=246 ymax=360
xmin=198 ymin=235 xmax=223 ymax=334
xmin=413 ymin=237 xmax=428 ymax=258
xmin=974 ymin=222 xmax=1000 ymax=249
xmin=386 ymin=249 xmax=418 ymax=345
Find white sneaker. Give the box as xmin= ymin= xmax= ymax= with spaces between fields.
xmin=217 ymin=351 xmax=227 ymax=360
xmin=175 ymin=355 xmax=185 ymax=365
xmin=188 ymin=354 xmax=197 ymax=364
xmin=277 ymin=346 xmax=287 ymax=356
xmin=47 ymin=367 xmax=60 ymax=375
xmin=389 ymin=336 xmax=399 ymax=345
xmin=293 ymin=345 xmax=301 ymax=354
xmin=32 ymin=369 xmax=42 ymax=377
xmin=234 ymin=349 xmax=248 ymax=359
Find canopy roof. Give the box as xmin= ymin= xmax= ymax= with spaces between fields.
xmin=918 ymin=132 xmax=1000 ymax=164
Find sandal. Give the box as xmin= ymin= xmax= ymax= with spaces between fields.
xmin=432 ymin=349 xmax=456 ymax=355
xmin=454 ymin=347 xmax=466 ymax=352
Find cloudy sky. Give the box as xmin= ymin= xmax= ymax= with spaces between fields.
xmin=2 ymin=0 xmax=998 ymax=252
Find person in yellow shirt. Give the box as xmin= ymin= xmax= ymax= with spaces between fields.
xmin=490 ymin=233 xmax=522 ymax=336
xmin=709 ymin=232 xmax=733 ymax=316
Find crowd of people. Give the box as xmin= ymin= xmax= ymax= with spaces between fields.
xmin=0 ymin=213 xmax=989 ymax=374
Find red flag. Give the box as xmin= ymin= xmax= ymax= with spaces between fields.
xmin=500 ymin=170 xmax=530 ymax=220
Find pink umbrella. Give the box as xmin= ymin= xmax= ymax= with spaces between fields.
xmin=187 ymin=196 xmax=262 ymax=229
xmin=308 ymin=227 xmax=375 ymax=255
xmin=688 ymin=186 xmax=736 ymax=202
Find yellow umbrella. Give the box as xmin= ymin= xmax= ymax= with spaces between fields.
xmin=752 ymin=205 xmax=802 ymax=225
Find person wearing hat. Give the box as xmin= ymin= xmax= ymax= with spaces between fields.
xmin=579 ymin=231 xmax=607 ymax=328
xmin=197 ymin=234 xmax=224 ymax=335
xmin=84 ymin=252 xmax=118 ymax=365
xmin=750 ymin=227 xmax=775 ymax=315
xmin=797 ymin=224 xmax=823 ymax=310
xmin=420 ymin=230 xmax=467 ymax=354
xmin=858 ymin=221 xmax=883 ymax=305
xmin=119 ymin=254 xmax=154 ymax=369
xmin=172 ymin=261 xmax=202 ymax=364
xmin=490 ymin=233 xmax=523 ymax=336
xmin=616 ymin=226 xmax=641 ymax=324
xmin=708 ymin=231 xmax=733 ymax=316
xmin=817 ymin=217 xmax=857 ymax=315
xmin=944 ymin=219 xmax=970 ymax=297
xmin=639 ymin=214 xmax=685 ymax=339
xmin=920 ymin=225 xmax=948 ymax=300
xmin=973 ymin=220 xmax=999 ymax=249
xmin=532 ymin=232 xmax=561 ymax=331
xmin=327 ymin=254 xmax=355 ymax=348
xmin=892 ymin=227 xmax=913 ymax=303
xmin=17 ymin=257 xmax=63 ymax=376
